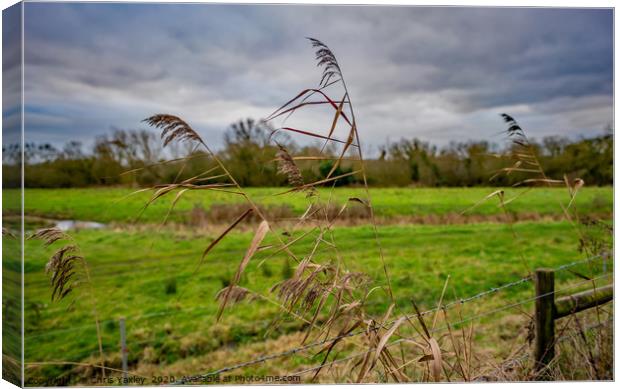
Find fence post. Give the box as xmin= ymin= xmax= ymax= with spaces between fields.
xmin=534 ymin=268 xmax=555 ymax=379
xmin=119 ymin=317 xmax=128 ymax=381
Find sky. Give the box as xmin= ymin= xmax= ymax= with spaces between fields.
xmin=6 ymin=3 xmax=615 ymax=155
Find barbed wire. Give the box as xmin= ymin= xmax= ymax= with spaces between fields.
xmin=26 ymin=255 xmax=604 ymax=350
xmin=21 ymin=261 xmax=612 ymax=382
xmin=35 ymin=247 xmax=610 ymax=317
xmin=22 ymin=259 xmax=611 ymax=385
xmin=291 ymin=273 xmax=612 ymax=379
xmin=24 ymin=255 xmax=610 ymax=383
xmin=28 ymin=254 xmax=604 ymax=341
xmin=479 ymin=317 xmax=613 ymax=380
xmin=171 ymin=256 xmax=607 ymax=383
xmin=432 ymin=254 xmax=607 ymax=316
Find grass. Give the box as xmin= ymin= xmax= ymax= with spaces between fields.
xmin=12 ymin=36 xmax=613 ymax=383
xmin=8 ymin=185 xmax=612 ymax=382
xmin=3 ymin=186 xmax=612 ymax=224
xmin=21 ymin=219 xmax=611 ymax=381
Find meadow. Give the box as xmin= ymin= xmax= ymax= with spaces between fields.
xmin=6 ymin=186 xmax=612 ymax=382
xmin=3 ymin=186 xmax=612 ymax=224
xmin=1 ymin=27 xmax=614 ymax=383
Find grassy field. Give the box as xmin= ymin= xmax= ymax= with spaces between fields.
xmin=3 ymin=186 xmax=612 ymax=224
xmin=3 ymin=186 xmax=612 ymax=383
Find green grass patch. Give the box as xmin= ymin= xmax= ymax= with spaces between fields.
xmin=3 ymin=186 xmax=612 ymax=224
xmin=23 ymin=220 xmax=610 ymax=371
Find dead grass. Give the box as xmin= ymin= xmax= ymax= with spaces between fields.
xmin=133 ymin=42 xmax=612 ymax=383
xmin=29 ymin=227 xmax=107 ymax=378
xmin=184 ymin=202 xmax=611 ymax=228
xmin=188 ymin=203 xmax=295 ymax=226
xmin=32 ymin=37 xmax=612 ymax=385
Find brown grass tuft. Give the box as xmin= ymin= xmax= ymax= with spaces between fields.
xmin=215 ymin=285 xmax=255 ymax=306
xmin=143 ymin=114 xmax=205 ymax=147
xmin=44 ymin=244 xmax=82 ymax=302
xmin=29 ymin=227 xmax=67 ymax=247
xmin=216 ymin=220 xmax=270 ymax=320
xmin=308 ymin=37 xmax=342 ymax=87
xmin=275 ymin=144 xmax=305 ymax=188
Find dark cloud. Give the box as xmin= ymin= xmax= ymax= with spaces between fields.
xmin=10 ymin=3 xmax=613 ymax=153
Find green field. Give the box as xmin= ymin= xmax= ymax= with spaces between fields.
xmin=3 ymin=186 xmax=612 ymax=223
xmin=3 ymin=186 xmax=613 ymax=383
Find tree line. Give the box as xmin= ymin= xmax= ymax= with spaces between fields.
xmin=2 ymin=119 xmax=612 ymax=188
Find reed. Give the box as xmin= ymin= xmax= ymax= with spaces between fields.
xmin=29 ymin=227 xmax=106 ymax=378
xmin=133 ymin=39 xmax=612 ymax=383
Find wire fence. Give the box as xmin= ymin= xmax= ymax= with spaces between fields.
xmin=104 ymin=277 xmax=617 ymax=383
xmin=171 ymin=257 xmax=610 ymax=383
xmin=26 ymin=254 xmax=605 ymax=341
xmin=478 ymin=317 xmax=613 ymax=381
xmin=288 ymin=274 xmax=612 ymax=379
xmin=23 ymin=254 xmax=612 ymax=384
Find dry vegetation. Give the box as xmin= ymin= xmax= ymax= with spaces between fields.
xmin=28 ymin=228 xmax=106 ymax=377
xmin=27 ymin=38 xmax=612 ymax=384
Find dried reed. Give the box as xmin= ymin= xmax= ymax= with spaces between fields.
xmin=29 ymin=228 xmax=106 ymax=377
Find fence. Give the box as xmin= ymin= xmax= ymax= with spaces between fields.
xmin=172 ymin=258 xmax=611 ymax=384
xmin=533 ymin=268 xmax=613 ymax=379
xmin=23 ymin=255 xmax=612 ymax=382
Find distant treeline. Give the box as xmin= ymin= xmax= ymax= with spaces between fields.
xmin=2 ymin=119 xmax=612 ymax=188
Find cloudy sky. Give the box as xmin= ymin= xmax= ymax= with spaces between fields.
xmin=11 ymin=3 xmax=615 ymax=154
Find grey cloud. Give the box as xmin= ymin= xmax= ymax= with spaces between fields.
xmin=14 ymin=3 xmax=614 ymax=152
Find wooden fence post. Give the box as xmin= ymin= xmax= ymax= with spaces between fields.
xmin=119 ymin=317 xmax=128 ymax=381
xmin=534 ymin=268 xmax=554 ymax=379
